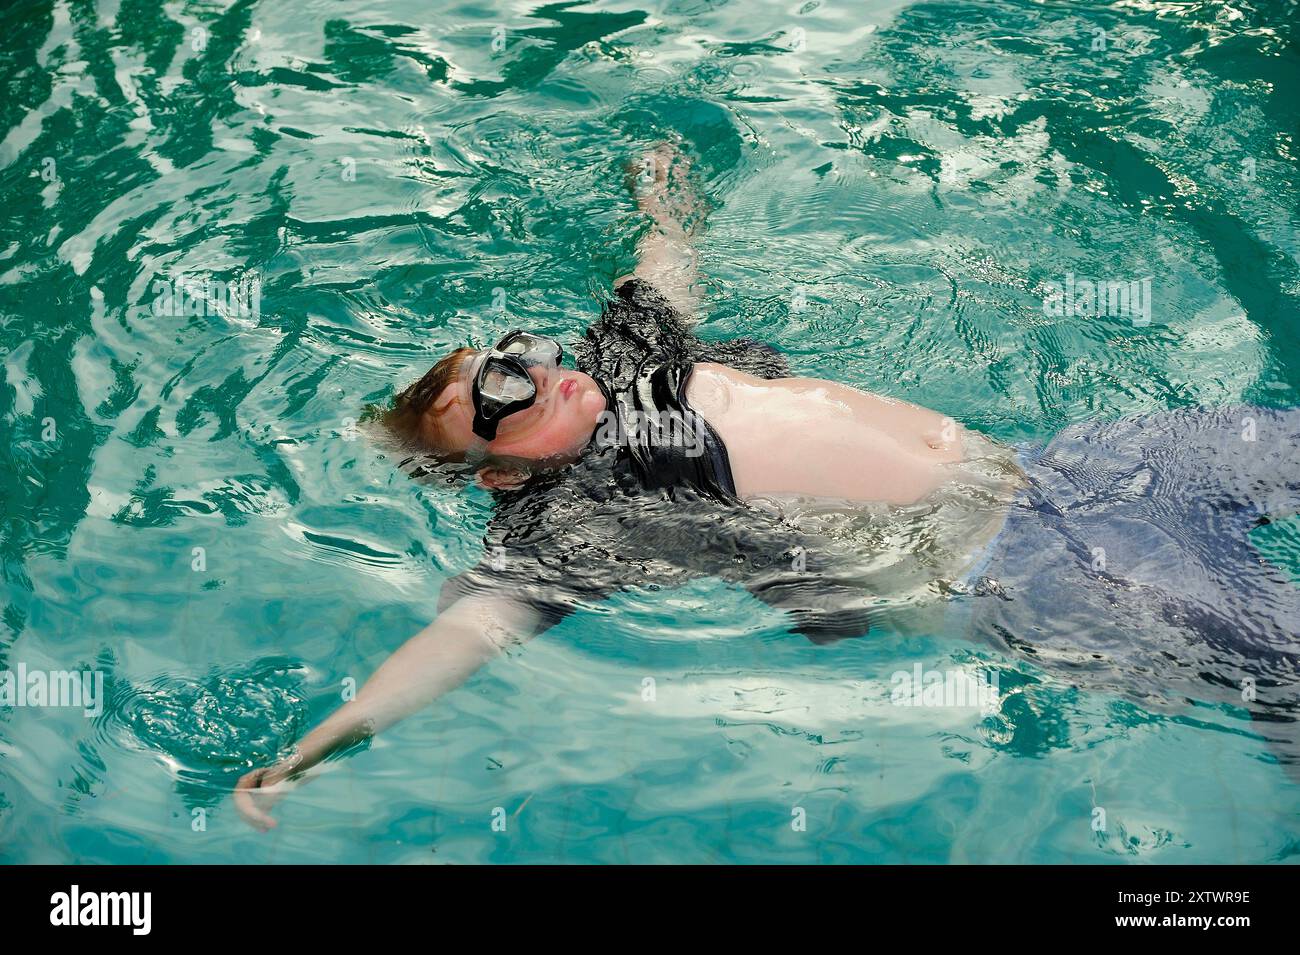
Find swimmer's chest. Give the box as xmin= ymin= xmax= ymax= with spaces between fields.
xmin=684 ymin=363 xmax=964 ymax=505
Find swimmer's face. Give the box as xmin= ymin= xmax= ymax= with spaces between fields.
xmin=429 ymin=351 xmax=607 ymax=487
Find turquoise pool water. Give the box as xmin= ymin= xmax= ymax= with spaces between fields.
xmin=2 ymin=0 xmax=1298 ymax=863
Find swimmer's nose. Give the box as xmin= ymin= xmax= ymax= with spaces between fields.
xmin=528 ymin=364 xmax=555 ymax=399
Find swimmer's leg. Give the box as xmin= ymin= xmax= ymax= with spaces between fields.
xmin=1208 ymin=404 xmax=1299 ymax=522
xmin=616 ymin=138 xmax=704 ymax=317
xmin=744 ymin=571 xmax=875 ymax=645
xmin=1022 ymin=404 xmax=1300 ymax=778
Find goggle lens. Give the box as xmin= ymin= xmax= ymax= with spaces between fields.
xmin=480 ymin=362 xmax=534 ymax=403
xmin=497 ymin=331 xmax=562 ymax=366
xmin=470 ymin=330 xmax=564 ymax=441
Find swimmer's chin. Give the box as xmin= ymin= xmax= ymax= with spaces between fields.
xmin=499 ymin=386 xmax=608 ymax=479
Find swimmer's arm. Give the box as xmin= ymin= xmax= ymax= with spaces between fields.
xmin=615 ymin=141 xmax=702 ymax=318
xmin=233 ymin=595 xmax=543 ymax=831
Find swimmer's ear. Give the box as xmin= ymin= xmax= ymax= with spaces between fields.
xmin=475 ymin=466 xmax=530 ymax=491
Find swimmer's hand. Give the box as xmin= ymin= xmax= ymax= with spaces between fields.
xmin=232 ymin=595 xmax=546 ymax=831
xmin=234 ymin=762 xmax=298 ymax=832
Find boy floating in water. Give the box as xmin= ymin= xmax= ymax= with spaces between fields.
xmin=236 ymin=142 xmax=1299 ymax=829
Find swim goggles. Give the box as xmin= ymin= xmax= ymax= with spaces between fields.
xmin=470 ymin=330 xmax=564 ymax=441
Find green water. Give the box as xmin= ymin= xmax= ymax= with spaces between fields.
xmin=1 ymin=0 xmax=1298 ymax=863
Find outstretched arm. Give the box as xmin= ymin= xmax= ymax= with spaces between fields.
xmin=233 ymin=594 xmax=544 ymax=831
xmin=616 ymin=140 xmax=705 ymax=318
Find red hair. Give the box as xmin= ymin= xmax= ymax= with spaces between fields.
xmin=384 ymin=348 xmax=476 ymax=460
